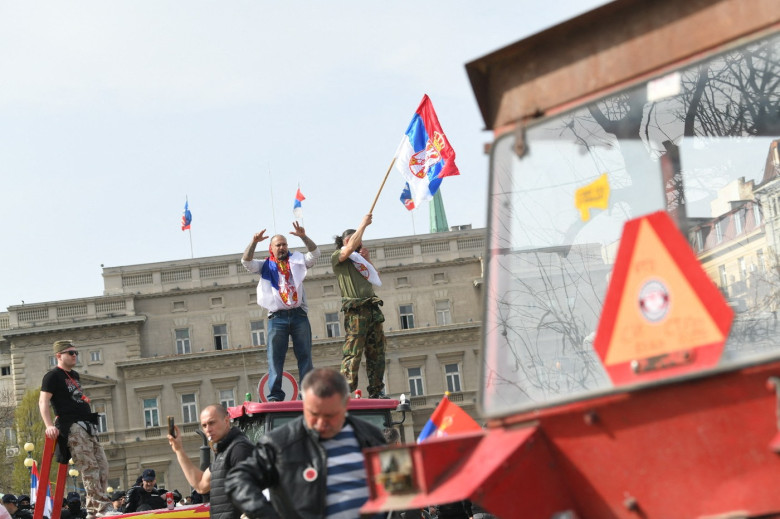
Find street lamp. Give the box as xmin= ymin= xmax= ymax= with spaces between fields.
xmin=68 ymin=458 xmax=79 ymax=494
xmin=23 ymin=442 xmax=35 ymax=472
xmin=106 ymin=487 xmax=114 ymax=494
xmin=68 ymin=468 xmax=79 ymax=493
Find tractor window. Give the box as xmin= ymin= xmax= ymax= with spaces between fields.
xmin=482 ymin=31 xmax=780 ymax=417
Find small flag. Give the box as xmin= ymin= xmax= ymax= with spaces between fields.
xmin=395 ymin=94 xmax=459 ymax=209
xmin=181 ymin=199 xmax=192 ymax=231
xmin=31 ymin=460 xmax=53 ymax=519
xmin=400 ymin=183 xmax=415 ymax=211
xmin=293 ymin=188 xmax=305 ymax=219
xmin=416 ymin=393 xmax=481 ymax=443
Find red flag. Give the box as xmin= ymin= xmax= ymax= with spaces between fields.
xmin=417 ymin=394 xmax=481 ymax=443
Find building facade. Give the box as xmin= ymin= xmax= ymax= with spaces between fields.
xmin=0 ymin=227 xmax=486 ymax=491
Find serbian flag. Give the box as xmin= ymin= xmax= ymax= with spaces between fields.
xmin=394 ymin=94 xmax=459 ymax=209
xmin=399 ymin=183 xmax=415 ymax=211
xmin=416 ymin=393 xmax=481 ymax=443
xmin=293 ymin=188 xmax=305 ymax=219
xmin=181 ymin=199 xmax=192 ymax=231
xmin=30 ymin=460 xmax=53 ymax=519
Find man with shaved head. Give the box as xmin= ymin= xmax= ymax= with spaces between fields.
xmin=168 ymin=404 xmax=253 ymax=519
xmin=242 ymin=222 xmax=320 ymax=402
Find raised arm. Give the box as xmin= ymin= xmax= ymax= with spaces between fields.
xmin=168 ymin=426 xmax=211 ymax=493
xmin=338 ymin=214 xmax=372 ymax=262
xmin=242 ymin=230 xmax=269 ymax=262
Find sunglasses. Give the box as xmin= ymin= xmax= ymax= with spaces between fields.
xmin=61 ymin=351 xmax=79 ymax=356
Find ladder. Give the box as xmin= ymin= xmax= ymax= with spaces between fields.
xmin=33 ymin=436 xmax=69 ymax=519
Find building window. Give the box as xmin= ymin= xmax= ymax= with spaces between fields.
xmin=692 ymin=230 xmax=703 ymax=252
xmin=143 ymin=398 xmax=160 ymax=428
xmin=715 ymin=220 xmax=723 ymax=244
xmin=739 ymin=257 xmax=747 ymax=280
xmin=325 ymin=312 xmax=341 ymax=338
xmin=396 ymin=276 xmax=409 ymax=287
xmin=400 ymin=304 xmax=415 ymax=329
xmin=210 ymin=296 xmax=224 ymax=307
xmin=719 ymin=265 xmax=728 ymax=288
xmin=93 ymin=402 xmax=108 ymax=433
xmin=435 ymin=300 xmax=452 ymax=326
xmin=219 ymin=389 xmax=235 ymax=409
xmin=433 ymin=272 xmax=446 ymax=283
xmin=249 ymin=293 xmax=257 ymax=304
xmin=445 ymin=363 xmax=462 ymax=393
xmin=49 ymin=356 xmax=57 ymax=368
xmin=89 ymin=350 xmax=102 ymax=363
xmin=181 ymin=393 xmax=198 ymax=423
xmin=176 ymin=329 xmax=191 ymax=354
xmin=213 ymin=325 xmax=229 ymax=350
xmin=754 ymin=203 xmax=762 ymax=226
xmin=0 ymin=366 xmax=9 ymax=377
xmin=734 ymin=211 xmax=743 ymax=235
xmin=408 ymin=367 xmax=424 ymax=396
xmin=173 ymin=301 xmax=186 ymax=311
xmin=250 ymin=321 xmax=265 ymax=346
xmin=323 ymin=285 xmax=335 ymax=295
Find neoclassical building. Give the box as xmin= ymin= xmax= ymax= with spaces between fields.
xmin=0 ymin=227 xmax=485 ymax=491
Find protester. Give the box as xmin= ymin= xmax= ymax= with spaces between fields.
xmin=168 ymin=404 xmax=253 ymax=519
xmin=2 ymin=495 xmax=32 ymax=519
xmin=103 ymin=491 xmax=126 ymax=515
xmin=332 ymin=214 xmax=388 ymax=398
xmin=15 ymin=497 xmax=30 ymax=513
xmin=0 ymin=501 xmax=11 ymax=519
xmin=242 ymin=223 xmax=320 ymax=401
xmin=39 ymin=340 xmax=111 ymax=519
xmin=124 ymin=469 xmax=181 ymax=513
xmin=226 ymin=368 xmax=386 ymax=518
xmin=59 ymin=493 xmax=86 ymax=519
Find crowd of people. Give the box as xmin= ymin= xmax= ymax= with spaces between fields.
xmin=26 ymin=216 xmax=499 ymax=518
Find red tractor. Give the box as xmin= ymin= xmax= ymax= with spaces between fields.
xmin=362 ymin=1 xmax=780 ymax=517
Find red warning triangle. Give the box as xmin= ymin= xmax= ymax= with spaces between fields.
xmin=594 ymin=211 xmax=733 ymax=385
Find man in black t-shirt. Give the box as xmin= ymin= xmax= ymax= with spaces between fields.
xmin=39 ymin=340 xmax=111 ymax=519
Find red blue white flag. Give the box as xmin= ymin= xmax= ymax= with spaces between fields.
xmin=181 ymin=199 xmax=192 ymax=231
xmin=293 ymin=188 xmax=305 ymax=219
xmin=30 ymin=460 xmax=53 ymax=519
xmin=394 ymin=94 xmax=459 ymax=209
xmin=416 ymin=393 xmax=481 ymax=443
xmin=400 ymin=182 xmax=415 ymax=211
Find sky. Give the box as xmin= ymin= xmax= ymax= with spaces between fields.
xmin=0 ymin=1 xmax=609 ymax=311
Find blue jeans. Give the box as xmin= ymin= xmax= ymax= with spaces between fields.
xmin=266 ymin=307 xmax=313 ymax=400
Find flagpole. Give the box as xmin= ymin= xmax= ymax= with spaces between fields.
xmin=268 ymin=164 xmax=277 ymax=235
xmin=369 ymin=157 xmax=397 ymax=214
xmin=188 ymin=228 xmax=194 ymax=259
xmin=298 ymin=182 xmax=304 ymax=228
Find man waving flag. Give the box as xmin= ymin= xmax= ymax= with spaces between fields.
xmin=395 ymin=94 xmax=460 ymax=209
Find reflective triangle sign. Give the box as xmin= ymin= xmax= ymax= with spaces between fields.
xmin=594 ymin=211 xmax=733 ymax=385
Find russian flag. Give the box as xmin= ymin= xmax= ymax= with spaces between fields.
xmin=181 ymin=199 xmax=192 ymax=231
xmin=293 ymin=188 xmax=305 ymax=219
xmin=395 ymin=94 xmax=459 ymax=209
xmin=30 ymin=460 xmax=53 ymax=519
xmin=416 ymin=393 xmax=481 ymax=443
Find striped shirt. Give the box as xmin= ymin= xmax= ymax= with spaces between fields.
xmin=321 ymin=424 xmax=369 ymax=519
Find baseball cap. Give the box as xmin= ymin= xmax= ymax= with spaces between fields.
xmin=110 ymin=491 xmax=125 ymax=502
xmin=16 ymin=496 xmax=30 ymax=504
xmin=2 ymin=495 xmax=17 ymax=504
xmin=141 ymin=468 xmax=156 ymax=481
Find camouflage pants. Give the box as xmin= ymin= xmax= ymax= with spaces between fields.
xmin=341 ymin=305 xmax=386 ymax=396
xmin=68 ymin=423 xmax=110 ymax=516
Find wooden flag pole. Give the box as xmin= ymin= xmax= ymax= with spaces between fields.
xmin=369 ymin=157 xmax=397 ymax=214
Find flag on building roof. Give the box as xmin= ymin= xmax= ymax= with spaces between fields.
xmin=399 ymin=182 xmax=415 ymax=211
xmin=293 ymin=188 xmax=305 ymax=219
xmin=30 ymin=460 xmax=53 ymax=519
xmin=181 ymin=199 xmax=192 ymax=231
xmin=416 ymin=393 xmax=481 ymax=443
xmin=395 ymin=94 xmax=459 ymax=209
